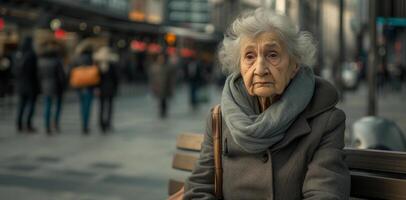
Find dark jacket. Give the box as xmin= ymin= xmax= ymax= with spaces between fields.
xmin=184 ymin=77 xmax=350 ymax=200
xmin=148 ymin=62 xmax=176 ymax=99
xmin=99 ymin=63 xmax=119 ymax=97
xmin=37 ymin=53 xmax=66 ymax=96
xmin=14 ymin=38 xmax=40 ymax=96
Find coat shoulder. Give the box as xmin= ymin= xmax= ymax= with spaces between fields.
xmin=305 ymin=77 xmax=340 ymax=118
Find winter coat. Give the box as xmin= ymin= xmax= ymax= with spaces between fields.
xmin=37 ymin=54 xmax=66 ymax=96
xmin=148 ymin=62 xmax=176 ymax=99
xmin=184 ymin=77 xmax=350 ymax=200
xmin=99 ymin=63 xmax=118 ymax=97
xmin=14 ymin=50 xmax=40 ymax=97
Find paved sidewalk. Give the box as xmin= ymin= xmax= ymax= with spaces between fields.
xmin=0 ymin=84 xmax=222 ymax=200
xmin=337 ymin=83 xmax=406 ymax=144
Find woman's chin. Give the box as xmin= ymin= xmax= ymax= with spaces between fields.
xmin=253 ymin=88 xmax=274 ymax=97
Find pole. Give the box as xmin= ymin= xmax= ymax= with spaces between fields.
xmin=315 ymin=0 xmax=323 ymax=76
xmin=367 ymin=0 xmax=377 ymax=116
xmin=337 ymin=0 xmax=344 ymax=100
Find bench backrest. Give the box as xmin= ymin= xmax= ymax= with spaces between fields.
xmin=169 ymin=133 xmax=406 ymax=199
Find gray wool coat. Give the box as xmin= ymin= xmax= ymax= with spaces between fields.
xmin=184 ymin=77 xmax=350 ymax=200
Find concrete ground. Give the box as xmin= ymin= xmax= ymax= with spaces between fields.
xmin=0 ymin=84 xmax=222 ymax=200
xmin=0 ymin=81 xmax=405 ymax=200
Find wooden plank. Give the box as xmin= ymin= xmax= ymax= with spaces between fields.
xmin=344 ymin=148 xmax=406 ymax=174
xmin=350 ymin=171 xmax=406 ymax=200
xmin=176 ymin=133 xmax=204 ymax=151
xmin=172 ymin=153 xmax=198 ymax=171
xmin=168 ymin=179 xmax=184 ymax=195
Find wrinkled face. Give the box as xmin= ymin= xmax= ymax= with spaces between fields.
xmin=240 ymin=32 xmax=299 ymax=97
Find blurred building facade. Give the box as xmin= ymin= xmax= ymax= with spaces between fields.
xmin=1 ymin=0 xmax=406 ymax=87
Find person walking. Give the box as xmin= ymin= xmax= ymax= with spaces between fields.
xmin=148 ymin=54 xmax=176 ymax=118
xmin=14 ymin=36 xmax=40 ymax=133
xmin=187 ymin=56 xmax=206 ymax=110
xmin=69 ymin=40 xmax=98 ymax=134
xmin=93 ymin=46 xmax=119 ymax=133
xmin=37 ymin=40 xmax=66 ymax=135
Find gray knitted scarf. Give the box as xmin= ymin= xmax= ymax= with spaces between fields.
xmin=221 ymin=67 xmax=315 ymax=153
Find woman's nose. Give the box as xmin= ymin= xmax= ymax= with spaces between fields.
xmin=254 ymin=57 xmax=269 ymax=76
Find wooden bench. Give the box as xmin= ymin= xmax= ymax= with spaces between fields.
xmin=169 ymin=133 xmax=406 ymax=199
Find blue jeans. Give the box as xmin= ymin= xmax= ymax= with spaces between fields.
xmin=43 ymin=95 xmax=62 ymax=130
xmin=78 ymin=88 xmax=93 ymax=131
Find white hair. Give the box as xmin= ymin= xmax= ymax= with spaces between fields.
xmin=218 ymin=8 xmax=317 ymax=74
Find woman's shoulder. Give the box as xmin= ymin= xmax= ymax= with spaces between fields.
xmin=304 ymin=77 xmax=341 ymax=118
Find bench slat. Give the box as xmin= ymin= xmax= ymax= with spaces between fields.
xmin=344 ymin=148 xmax=406 ymax=174
xmin=172 ymin=153 xmax=198 ymax=171
xmin=350 ymin=171 xmax=406 ymax=199
xmin=176 ymin=133 xmax=204 ymax=151
xmin=168 ymin=179 xmax=184 ymax=195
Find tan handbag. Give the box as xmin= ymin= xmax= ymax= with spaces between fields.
xmin=69 ymin=65 xmax=100 ymax=88
xmin=168 ymin=105 xmax=223 ymax=200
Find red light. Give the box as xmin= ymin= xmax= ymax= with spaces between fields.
xmin=180 ymin=48 xmax=195 ymax=58
xmin=147 ymin=43 xmax=162 ymax=54
xmin=0 ymin=18 xmax=5 ymax=31
xmin=131 ymin=40 xmax=147 ymax=52
xmin=166 ymin=47 xmax=176 ymax=55
xmin=54 ymin=28 xmax=66 ymax=40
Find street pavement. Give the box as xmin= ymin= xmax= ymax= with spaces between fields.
xmin=0 ymin=82 xmax=405 ymax=200
xmin=0 ymin=84 xmax=222 ymax=200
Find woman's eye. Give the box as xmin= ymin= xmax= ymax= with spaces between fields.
xmin=246 ymin=53 xmax=255 ymax=60
xmin=266 ymin=51 xmax=281 ymax=65
xmin=267 ymin=51 xmax=278 ymax=58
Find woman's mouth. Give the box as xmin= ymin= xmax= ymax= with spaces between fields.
xmin=254 ymin=82 xmax=273 ymax=86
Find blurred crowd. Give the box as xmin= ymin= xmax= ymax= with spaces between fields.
xmin=0 ymin=31 xmax=218 ymax=135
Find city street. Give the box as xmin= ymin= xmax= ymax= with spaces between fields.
xmin=0 ymin=82 xmax=405 ymax=200
xmin=0 ymin=84 xmax=222 ymax=200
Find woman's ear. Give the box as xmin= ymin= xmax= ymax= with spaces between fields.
xmin=290 ymin=62 xmax=300 ymax=79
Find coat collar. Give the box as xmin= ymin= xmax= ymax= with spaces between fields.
xmin=271 ymin=77 xmax=339 ymax=152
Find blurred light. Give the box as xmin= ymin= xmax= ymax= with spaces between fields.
xmin=79 ymin=22 xmax=87 ymax=31
xmin=147 ymin=43 xmax=162 ymax=54
xmin=117 ymin=39 xmax=126 ymax=48
xmin=204 ymin=24 xmax=215 ymax=34
xmin=166 ymin=46 xmax=176 ymax=55
xmin=129 ymin=11 xmax=145 ymax=22
xmin=165 ymin=33 xmax=176 ymax=46
xmin=0 ymin=18 xmax=4 ymax=31
xmin=50 ymin=18 xmax=62 ymax=31
xmin=54 ymin=28 xmax=66 ymax=40
xmin=180 ymin=48 xmax=195 ymax=58
xmin=93 ymin=26 xmax=101 ymax=34
xmin=131 ymin=40 xmax=146 ymax=52
xmin=275 ymin=0 xmax=286 ymax=13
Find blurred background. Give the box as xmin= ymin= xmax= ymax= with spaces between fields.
xmin=0 ymin=0 xmax=405 ymax=199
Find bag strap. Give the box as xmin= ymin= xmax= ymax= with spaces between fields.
xmin=212 ymin=104 xmax=223 ymax=199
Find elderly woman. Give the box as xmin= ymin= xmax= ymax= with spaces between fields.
xmin=184 ymin=9 xmax=350 ymax=200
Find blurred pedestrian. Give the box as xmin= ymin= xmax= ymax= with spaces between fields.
xmin=37 ymin=40 xmax=66 ymax=135
xmin=13 ymin=36 xmax=40 ymax=133
xmin=93 ymin=46 xmax=119 ymax=132
xmin=148 ymin=54 xmax=176 ymax=118
xmin=69 ymin=40 xmax=99 ymax=134
xmin=0 ymin=54 xmax=12 ymax=98
xmin=187 ymin=56 xmax=206 ymax=110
